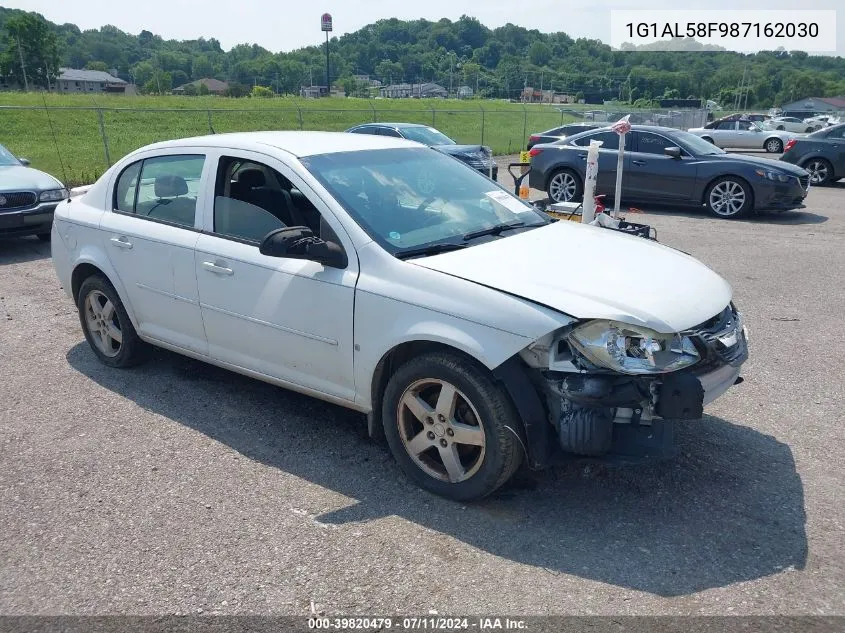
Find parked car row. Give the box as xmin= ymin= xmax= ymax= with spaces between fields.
xmin=528 ymin=125 xmax=810 ymax=218
xmin=687 ymin=119 xmax=795 ymax=153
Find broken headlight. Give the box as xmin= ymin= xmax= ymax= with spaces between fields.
xmin=568 ymin=320 xmax=700 ymax=375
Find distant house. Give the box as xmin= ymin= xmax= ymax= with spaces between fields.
xmin=457 ymin=85 xmax=473 ymax=98
xmin=779 ymin=96 xmax=845 ymax=115
xmin=56 ymin=68 xmax=127 ymax=93
xmin=379 ymin=82 xmax=447 ymax=99
xmin=300 ymin=85 xmax=329 ymax=98
xmin=172 ymin=78 xmax=229 ymax=95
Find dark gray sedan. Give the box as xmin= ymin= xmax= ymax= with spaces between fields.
xmin=779 ymin=123 xmax=845 ymax=186
xmin=346 ymin=123 xmax=498 ymax=180
xmin=528 ymin=126 xmax=810 ymax=219
xmin=0 ymin=144 xmax=67 ymax=240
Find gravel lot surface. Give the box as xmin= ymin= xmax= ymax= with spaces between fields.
xmin=1 ymin=155 xmax=843 ymax=616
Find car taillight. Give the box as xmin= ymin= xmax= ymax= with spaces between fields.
xmin=529 ymin=135 xmax=539 ymax=141
xmin=528 ymin=148 xmax=543 ymax=158
xmin=784 ymin=139 xmax=796 ymax=152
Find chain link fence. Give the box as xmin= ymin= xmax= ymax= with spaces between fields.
xmin=0 ymin=103 xmax=708 ymax=186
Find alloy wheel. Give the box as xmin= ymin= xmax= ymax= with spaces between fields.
xmin=709 ymin=180 xmax=747 ymax=217
xmin=549 ymin=172 xmax=578 ymax=202
xmin=806 ymin=160 xmax=829 ymax=185
xmin=396 ymin=378 xmax=486 ymax=483
xmin=766 ymin=139 xmax=782 ymax=153
xmin=84 ymin=290 xmax=123 ymax=357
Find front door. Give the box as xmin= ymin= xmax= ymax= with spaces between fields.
xmin=100 ymin=153 xmax=209 ymax=354
xmin=194 ymin=151 xmax=357 ymax=401
xmin=625 ymin=131 xmax=698 ymax=202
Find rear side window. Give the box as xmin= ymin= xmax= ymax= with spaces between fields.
xmin=113 ymin=154 xmax=204 ymax=228
xmin=571 ymin=132 xmax=630 ymax=151
xmin=637 ymin=132 xmax=677 ymax=155
xmin=114 ymin=161 xmax=141 ymax=212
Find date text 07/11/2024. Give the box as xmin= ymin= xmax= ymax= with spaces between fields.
xmin=624 ymin=21 xmax=819 ymax=39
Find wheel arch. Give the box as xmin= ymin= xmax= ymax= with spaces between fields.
xmin=70 ymin=252 xmax=139 ymax=329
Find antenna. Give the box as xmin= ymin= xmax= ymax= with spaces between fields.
xmin=40 ymin=93 xmax=68 ymax=184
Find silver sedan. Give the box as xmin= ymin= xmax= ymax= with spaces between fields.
xmin=687 ymin=120 xmax=797 ymax=153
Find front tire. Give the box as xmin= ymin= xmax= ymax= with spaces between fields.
xmin=765 ymin=138 xmax=783 ymax=153
xmin=803 ymin=158 xmax=833 ymax=186
xmin=705 ymin=177 xmax=753 ymax=219
xmin=546 ymin=169 xmax=583 ymax=203
xmin=381 ymin=351 xmax=523 ymax=501
xmin=701 ymin=136 xmax=714 ymax=144
xmin=77 ymin=275 xmax=147 ymax=368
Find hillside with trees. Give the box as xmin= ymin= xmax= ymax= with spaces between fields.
xmin=2 ymin=6 xmax=845 ymax=106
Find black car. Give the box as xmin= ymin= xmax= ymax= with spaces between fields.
xmin=528 ymin=125 xmax=810 ymax=219
xmin=526 ymin=123 xmax=601 ymax=150
xmin=779 ymin=123 xmax=845 ymax=186
xmin=346 ymin=123 xmax=497 ymax=180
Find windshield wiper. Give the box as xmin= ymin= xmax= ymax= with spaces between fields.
xmin=395 ymin=242 xmax=468 ymax=260
xmin=462 ymin=221 xmax=526 ymax=241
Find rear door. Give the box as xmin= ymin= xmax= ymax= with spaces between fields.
xmin=570 ymin=131 xmax=631 ymax=196
xmin=626 ymin=131 xmax=697 ymax=202
xmin=100 ymin=152 xmax=210 ymax=354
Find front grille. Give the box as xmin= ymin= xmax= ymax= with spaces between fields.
xmin=0 ymin=191 xmax=37 ymax=211
xmin=798 ymin=175 xmax=810 ymax=191
xmin=683 ymin=304 xmax=748 ymax=367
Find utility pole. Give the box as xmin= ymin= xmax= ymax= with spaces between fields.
xmin=321 ymin=13 xmax=333 ymax=95
xmin=16 ymin=37 xmax=29 ymax=92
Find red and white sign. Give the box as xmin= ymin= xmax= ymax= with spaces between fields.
xmin=611 ymin=114 xmax=631 ymax=135
xmin=321 ymin=13 xmax=333 ymax=32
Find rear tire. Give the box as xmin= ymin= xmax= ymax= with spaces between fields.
xmin=803 ymin=158 xmax=833 ymax=186
xmin=805 ymin=127 xmax=814 ymax=133
xmin=77 ymin=275 xmax=147 ymax=368
xmin=765 ymin=138 xmax=783 ymax=153
xmin=381 ymin=351 xmax=523 ymax=501
xmin=705 ymin=176 xmax=753 ymax=219
xmin=776 ymin=125 xmax=784 ymax=130
xmin=546 ymin=168 xmax=583 ymax=203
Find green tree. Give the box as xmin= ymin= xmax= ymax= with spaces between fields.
xmin=142 ymin=70 xmax=171 ymax=94
xmin=0 ymin=12 xmax=59 ymax=89
xmin=528 ymin=41 xmax=552 ymax=66
xmin=191 ymin=54 xmax=213 ymax=79
xmin=85 ymin=60 xmax=108 ymax=71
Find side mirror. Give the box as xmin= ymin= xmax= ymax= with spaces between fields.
xmin=664 ymin=146 xmax=682 ymax=159
xmin=259 ymin=226 xmax=348 ymax=269
xmin=18 ymin=158 xmax=30 ymax=166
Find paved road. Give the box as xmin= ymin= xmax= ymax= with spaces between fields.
xmin=1 ymin=169 xmax=843 ymax=616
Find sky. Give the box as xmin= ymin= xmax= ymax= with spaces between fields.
xmin=3 ymin=0 xmax=843 ymax=56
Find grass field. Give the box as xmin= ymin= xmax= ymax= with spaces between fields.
xmin=0 ymin=93 xmax=580 ymax=186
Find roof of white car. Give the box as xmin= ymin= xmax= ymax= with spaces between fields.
xmin=139 ymin=131 xmax=419 ymax=158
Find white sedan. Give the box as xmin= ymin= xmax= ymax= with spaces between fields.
xmin=688 ymin=119 xmax=794 ymax=152
xmin=762 ymin=116 xmax=817 ymax=134
xmin=52 ymin=132 xmax=748 ymax=500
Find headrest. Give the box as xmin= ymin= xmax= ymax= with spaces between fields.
xmin=154 ymin=174 xmax=188 ymax=197
xmin=236 ymin=168 xmax=265 ymax=189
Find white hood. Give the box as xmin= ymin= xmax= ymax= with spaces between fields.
xmin=412 ymin=221 xmax=732 ymax=333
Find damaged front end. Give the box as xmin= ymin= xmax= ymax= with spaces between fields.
xmin=506 ymin=304 xmax=748 ymax=466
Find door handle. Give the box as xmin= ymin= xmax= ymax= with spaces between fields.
xmin=110 ymin=236 xmax=133 ymax=249
xmin=632 ymin=160 xmax=647 ymax=166
xmin=202 ymin=261 xmax=234 ymax=276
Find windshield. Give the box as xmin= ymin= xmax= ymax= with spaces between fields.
xmin=302 ymin=148 xmax=548 ymax=255
xmin=0 ymin=144 xmax=21 ymax=166
xmin=399 ymin=126 xmax=455 ymax=146
xmin=678 ymin=131 xmax=726 ymax=155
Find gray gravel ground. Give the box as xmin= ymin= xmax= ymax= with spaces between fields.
xmin=0 ymin=157 xmax=843 ymax=616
